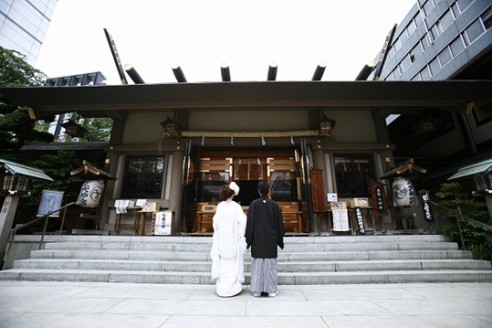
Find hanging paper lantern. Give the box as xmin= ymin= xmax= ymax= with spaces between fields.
xmin=392 ymin=177 xmax=417 ymax=207
xmin=76 ymin=180 xmax=104 ymax=208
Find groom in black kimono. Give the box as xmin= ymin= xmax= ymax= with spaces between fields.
xmin=245 ymin=180 xmax=285 ymax=297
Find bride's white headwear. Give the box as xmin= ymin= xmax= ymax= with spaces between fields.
xmin=229 ymin=181 xmax=240 ymax=196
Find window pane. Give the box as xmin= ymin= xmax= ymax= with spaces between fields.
xmin=388 ymin=46 xmax=396 ymax=60
xmin=393 ymin=65 xmax=402 ymax=79
xmin=399 ymin=30 xmax=409 ymax=45
xmin=407 ymin=19 xmax=417 ymax=36
xmin=423 ymin=0 xmax=435 ymax=16
xmin=0 ymin=2 xmax=10 ymax=14
xmin=271 ymin=172 xmax=296 ymax=202
xmin=457 ymin=0 xmax=473 ymax=13
xmin=438 ymin=47 xmax=452 ymax=66
xmin=450 ymin=36 xmax=465 ymax=56
xmin=421 ymin=66 xmax=431 ymax=80
xmin=334 ymin=155 xmax=374 ymax=198
xmin=465 ymin=19 xmax=485 ymax=44
xmin=415 ymin=12 xmax=423 ymax=27
xmin=431 ymin=24 xmax=441 ymax=39
xmin=387 ymin=70 xmax=395 ymax=81
xmin=394 ymin=38 xmax=402 ymax=52
xmin=123 ymin=156 xmax=165 ymax=198
xmin=410 ymin=45 xmax=421 ymax=62
xmin=429 ymin=56 xmax=441 ymax=75
xmin=441 ymin=10 xmax=454 ymax=30
xmin=400 ymin=55 xmax=412 ymax=72
xmin=481 ymin=5 xmax=492 ymax=30
xmin=420 ymin=37 xmax=429 ymax=50
xmin=451 ymin=3 xmax=461 ymax=18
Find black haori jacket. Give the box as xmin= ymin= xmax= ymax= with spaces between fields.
xmin=245 ymin=195 xmax=285 ymax=258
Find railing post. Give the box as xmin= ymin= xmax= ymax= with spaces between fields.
xmin=39 ymin=202 xmax=75 ymax=249
xmin=2 ymin=227 xmax=18 ymax=270
xmin=39 ymin=214 xmax=50 ymax=250
xmin=59 ymin=205 xmax=68 ymax=235
xmin=456 ymin=206 xmax=465 ymax=249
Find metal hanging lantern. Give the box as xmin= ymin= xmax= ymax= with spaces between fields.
xmin=61 ymin=119 xmax=87 ymax=138
xmin=160 ymin=116 xmax=182 ymax=137
xmin=319 ymin=116 xmax=336 ymax=136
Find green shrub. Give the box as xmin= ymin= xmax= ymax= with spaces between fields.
xmin=435 ymin=182 xmax=492 ymax=262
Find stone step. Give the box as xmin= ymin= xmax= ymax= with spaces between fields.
xmin=42 ymin=241 xmax=459 ymax=252
xmin=24 ymin=234 xmax=451 ymax=244
xmin=12 ymin=258 xmax=491 ymax=272
xmin=36 ymin=234 xmax=453 ymax=246
xmin=1 ymin=269 xmax=491 ymax=284
xmin=2 ymin=234 xmax=489 ymax=285
xmin=30 ymin=249 xmax=473 ymax=261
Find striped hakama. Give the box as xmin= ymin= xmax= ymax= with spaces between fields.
xmin=249 ymin=257 xmax=278 ymax=294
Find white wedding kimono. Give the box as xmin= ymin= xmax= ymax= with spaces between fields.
xmin=210 ymin=200 xmax=247 ymax=297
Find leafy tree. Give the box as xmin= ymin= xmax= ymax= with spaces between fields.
xmin=62 ymin=112 xmax=112 ymax=142
xmin=0 ymin=47 xmax=46 ymax=87
xmin=434 ymin=182 xmax=489 ymax=222
xmin=435 ymin=182 xmax=492 ymax=261
xmin=0 ymin=47 xmax=54 ymax=152
xmin=80 ymin=117 xmax=113 ymax=142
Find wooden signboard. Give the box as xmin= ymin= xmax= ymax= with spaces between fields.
xmin=309 ymin=168 xmax=326 ymax=213
xmin=370 ymin=181 xmax=388 ymax=216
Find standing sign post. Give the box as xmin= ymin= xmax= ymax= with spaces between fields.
xmin=37 ymin=190 xmax=64 ymax=218
xmin=420 ymin=190 xmax=434 ymax=234
xmin=354 ymin=207 xmax=366 ymax=235
xmin=371 ymin=181 xmax=388 ymax=232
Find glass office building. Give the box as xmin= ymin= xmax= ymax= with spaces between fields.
xmin=0 ymin=0 xmax=58 ymax=65
xmin=372 ymin=0 xmax=492 ymax=216
xmin=372 ymin=0 xmax=491 ymax=81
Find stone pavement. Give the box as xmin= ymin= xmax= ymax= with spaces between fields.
xmin=0 ymin=281 xmax=491 ymax=328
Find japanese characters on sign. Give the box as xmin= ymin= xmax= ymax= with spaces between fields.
xmin=355 ymin=208 xmax=366 ymax=235
xmin=420 ymin=191 xmax=434 ymax=222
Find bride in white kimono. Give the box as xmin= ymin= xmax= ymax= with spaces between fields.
xmin=210 ymin=181 xmax=247 ymax=297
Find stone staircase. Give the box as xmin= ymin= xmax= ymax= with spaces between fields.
xmin=1 ymin=234 xmax=491 ymax=284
